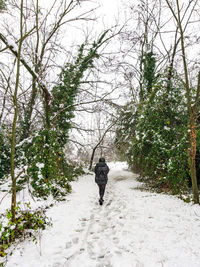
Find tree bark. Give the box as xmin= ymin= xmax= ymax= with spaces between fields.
xmin=190 ymin=115 xmax=199 ymax=203
xmin=10 ymin=0 xmax=24 ymax=221
xmin=89 ymin=147 xmax=96 ymax=171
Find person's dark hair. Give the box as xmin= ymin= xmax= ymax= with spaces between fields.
xmin=99 ymin=157 xmax=105 ymax=163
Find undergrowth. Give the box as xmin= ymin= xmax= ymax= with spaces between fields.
xmin=0 ymin=202 xmax=52 ymax=258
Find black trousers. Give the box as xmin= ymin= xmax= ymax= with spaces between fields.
xmin=98 ymin=184 xmax=106 ymax=199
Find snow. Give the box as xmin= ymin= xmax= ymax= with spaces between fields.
xmin=164 ymin=126 xmax=170 ymax=131
xmin=2 ymin=162 xmax=200 ymax=267
xmin=36 ymin=163 xmax=45 ymax=169
xmin=6 ymin=36 xmax=18 ymax=52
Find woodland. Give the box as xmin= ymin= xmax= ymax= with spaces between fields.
xmin=0 ymin=0 xmax=200 ymax=260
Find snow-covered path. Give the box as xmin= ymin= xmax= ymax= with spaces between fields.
xmin=5 ymin=162 xmax=200 ymax=267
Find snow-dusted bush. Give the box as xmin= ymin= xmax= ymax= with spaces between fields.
xmin=0 ymin=131 xmax=10 ymax=181
xmin=15 ymin=130 xmax=85 ymax=200
xmin=0 ymin=203 xmax=52 ymax=257
xmin=116 ymin=72 xmax=196 ymax=194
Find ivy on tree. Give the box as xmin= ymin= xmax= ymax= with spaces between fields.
xmin=21 ymin=32 xmax=109 ymax=200
xmin=0 ymin=0 xmax=6 ymax=11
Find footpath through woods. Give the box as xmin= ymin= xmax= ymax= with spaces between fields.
xmin=5 ymin=162 xmax=200 ymax=267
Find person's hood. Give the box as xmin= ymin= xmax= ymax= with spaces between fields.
xmin=99 ymin=157 xmax=105 ymax=163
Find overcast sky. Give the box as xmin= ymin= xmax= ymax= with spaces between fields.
xmin=96 ymin=0 xmax=122 ymax=27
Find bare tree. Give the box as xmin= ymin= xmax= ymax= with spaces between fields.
xmin=89 ymin=119 xmax=117 ymax=170
xmin=0 ymin=0 xmax=97 ymax=137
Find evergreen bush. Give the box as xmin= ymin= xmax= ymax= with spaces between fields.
xmin=0 ymin=131 xmax=10 ymax=181
xmin=0 ymin=203 xmax=52 ymax=257
xmin=116 ymin=72 xmax=194 ymax=194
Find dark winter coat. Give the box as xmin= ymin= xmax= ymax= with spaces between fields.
xmin=94 ymin=158 xmax=109 ymax=185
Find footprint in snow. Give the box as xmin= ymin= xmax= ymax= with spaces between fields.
xmin=114 ymin=250 xmax=122 ymax=255
xmin=52 ymin=262 xmax=63 ymax=267
xmin=80 ymin=217 xmax=88 ymax=221
xmin=81 ymin=221 xmax=86 ymax=227
xmin=72 ymin=237 xmax=79 ymax=244
xmin=65 ymin=241 xmax=72 ymax=249
xmin=75 ymin=228 xmax=83 ymax=232
xmin=113 ymin=237 xmax=120 ymax=244
xmin=136 ymin=262 xmax=144 ymax=267
xmin=90 ymin=234 xmax=99 ymax=240
xmin=105 ymin=200 xmax=112 ymax=206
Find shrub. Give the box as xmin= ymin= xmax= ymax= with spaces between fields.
xmin=116 ymin=72 xmax=194 ymax=194
xmin=0 ymin=131 xmax=10 ymax=181
xmin=0 ymin=203 xmax=52 ymax=257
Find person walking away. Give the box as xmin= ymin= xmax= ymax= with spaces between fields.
xmin=94 ymin=157 xmax=109 ymax=205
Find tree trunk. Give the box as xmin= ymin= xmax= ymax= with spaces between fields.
xmin=11 ymin=107 xmax=18 ymax=221
xmin=21 ymin=0 xmax=40 ymax=140
xmin=10 ymin=0 xmax=24 ymax=221
xmin=190 ymin=115 xmax=199 ymax=203
xmin=174 ymin=0 xmax=199 ymax=203
xmin=89 ymin=147 xmax=97 ymax=171
xmin=44 ymin=88 xmax=51 ymax=179
xmin=21 ymin=78 xmax=37 ymax=139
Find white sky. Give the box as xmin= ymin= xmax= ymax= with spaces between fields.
xmin=96 ymin=0 xmax=122 ymax=27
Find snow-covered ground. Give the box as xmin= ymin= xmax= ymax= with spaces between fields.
xmin=2 ymin=162 xmax=200 ymax=267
